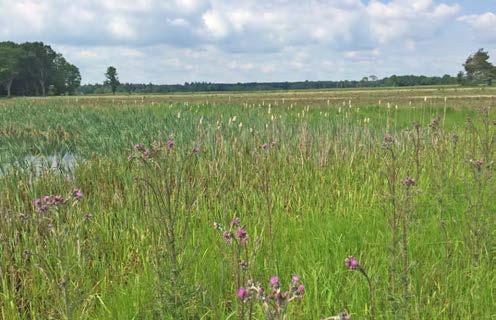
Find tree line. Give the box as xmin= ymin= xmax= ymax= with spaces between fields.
xmin=1 ymin=46 xmax=494 ymax=97
xmin=81 ymin=49 xmax=495 ymax=94
xmin=0 ymin=41 xmax=81 ymax=97
xmin=80 ymin=74 xmax=461 ymax=95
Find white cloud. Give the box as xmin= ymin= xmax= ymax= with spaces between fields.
xmin=203 ymin=10 xmax=232 ymax=38
xmin=108 ymin=17 xmax=136 ymax=39
xmin=345 ymin=48 xmax=381 ymax=61
xmin=458 ymin=12 xmax=496 ymax=42
xmin=366 ymin=0 xmax=460 ymax=43
xmin=0 ymin=0 xmax=488 ymax=83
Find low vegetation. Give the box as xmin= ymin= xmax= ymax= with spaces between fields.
xmin=0 ymin=92 xmax=495 ymax=319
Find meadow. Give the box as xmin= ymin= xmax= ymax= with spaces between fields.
xmin=0 ymin=87 xmax=495 ymax=319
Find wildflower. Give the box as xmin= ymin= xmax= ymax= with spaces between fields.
xmin=291 ymin=275 xmax=300 ymax=283
xmin=167 ymin=138 xmax=175 ymax=150
xmin=402 ymin=177 xmax=416 ymax=187
xmin=230 ymin=217 xmax=241 ymax=227
xmin=345 ymin=256 xmax=359 ymax=270
xmin=32 ymin=198 xmax=42 ymax=207
xmin=235 ymin=227 xmax=247 ymax=240
xmin=297 ymin=284 xmax=305 ymax=294
xmin=237 ymin=287 xmax=248 ymax=300
xmin=269 ymin=276 xmax=280 ymax=288
xmin=222 ymin=231 xmax=232 ymax=244
xmin=72 ymin=188 xmax=83 ymax=201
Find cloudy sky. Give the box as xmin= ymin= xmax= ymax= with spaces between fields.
xmin=1 ymin=0 xmax=495 ymax=84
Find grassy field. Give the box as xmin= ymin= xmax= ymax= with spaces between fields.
xmin=0 ymin=88 xmax=495 ymax=319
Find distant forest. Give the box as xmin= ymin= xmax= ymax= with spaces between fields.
xmin=80 ymin=74 xmax=461 ymax=95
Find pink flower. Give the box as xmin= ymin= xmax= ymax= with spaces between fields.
xmin=297 ymin=284 xmax=305 ymax=294
xmin=237 ymin=287 xmax=247 ymax=300
xmin=222 ymin=231 xmax=232 ymax=244
xmin=235 ymin=227 xmax=247 ymax=240
xmin=270 ymin=276 xmax=280 ymax=287
xmin=292 ymin=274 xmax=300 ymax=283
xmin=345 ymin=256 xmax=359 ymax=270
xmin=72 ymin=188 xmax=83 ymax=201
xmin=230 ymin=217 xmax=241 ymax=227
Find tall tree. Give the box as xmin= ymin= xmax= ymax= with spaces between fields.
xmin=21 ymin=42 xmax=57 ymax=96
xmin=0 ymin=42 xmax=23 ymax=97
xmin=463 ymin=48 xmax=496 ymax=85
xmin=105 ymin=66 xmax=120 ymax=94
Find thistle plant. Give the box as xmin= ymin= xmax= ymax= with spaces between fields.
xmin=344 ymin=256 xmax=375 ymax=320
xmin=213 ymin=217 xmax=261 ymax=319
xmin=237 ymin=275 xmax=305 ymax=320
xmin=128 ymin=138 xmax=200 ymax=318
xmin=382 ymin=133 xmax=417 ymax=318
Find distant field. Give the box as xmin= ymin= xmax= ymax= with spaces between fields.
xmin=2 ymin=85 xmax=496 ymax=109
xmin=0 ymin=89 xmax=495 ymax=319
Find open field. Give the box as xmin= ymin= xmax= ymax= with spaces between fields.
xmin=0 ymin=88 xmax=495 ymax=319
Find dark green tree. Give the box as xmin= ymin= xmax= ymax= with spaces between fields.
xmin=0 ymin=42 xmax=23 ymax=97
xmin=105 ymin=66 xmax=120 ymax=94
xmin=463 ymin=49 xmax=496 ymax=85
xmin=21 ymin=42 xmax=57 ymax=96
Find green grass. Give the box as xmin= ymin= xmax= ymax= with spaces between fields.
xmin=0 ymin=94 xmax=495 ymax=319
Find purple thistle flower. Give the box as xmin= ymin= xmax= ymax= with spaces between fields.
xmin=167 ymin=138 xmax=175 ymax=151
xmin=235 ymin=227 xmax=247 ymax=240
xmin=230 ymin=217 xmax=241 ymax=227
xmin=297 ymin=284 xmax=305 ymax=294
xmin=53 ymin=195 xmax=65 ymax=205
xmin=222 ymin=231 xmax=232 ymax=244
xmin=292 ymin=274 xmax=300 ymax=283
xmin=345 ymin=256 xmax=359 ymax=270
xmin=269 ymin=276 xmax=280 ymax=288
xmin=32 ymin=198 xmax=41 ymax=207
xmin=237 ymin=287 xmax=247 ymax=300
xmin=72 ymin=188 xmax=83 ymax=201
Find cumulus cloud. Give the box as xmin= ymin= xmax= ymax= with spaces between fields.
xmin=0 ymin=0 xmax=489 ymax=83
xmin=458 ymin=12 xmax=496 ymax=41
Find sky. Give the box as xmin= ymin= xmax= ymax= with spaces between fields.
xmin=0 ymin=0 xmax=495 ymax=84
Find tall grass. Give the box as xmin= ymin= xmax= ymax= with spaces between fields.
xmin=0 ymin=97 xmax=494 ymax=319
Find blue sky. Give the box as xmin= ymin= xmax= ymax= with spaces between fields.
xmin=1 ymin=0 xmax=494 ymax=84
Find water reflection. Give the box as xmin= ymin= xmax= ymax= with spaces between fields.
xmin=1 ymin=153 xmax=80 ymax=179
